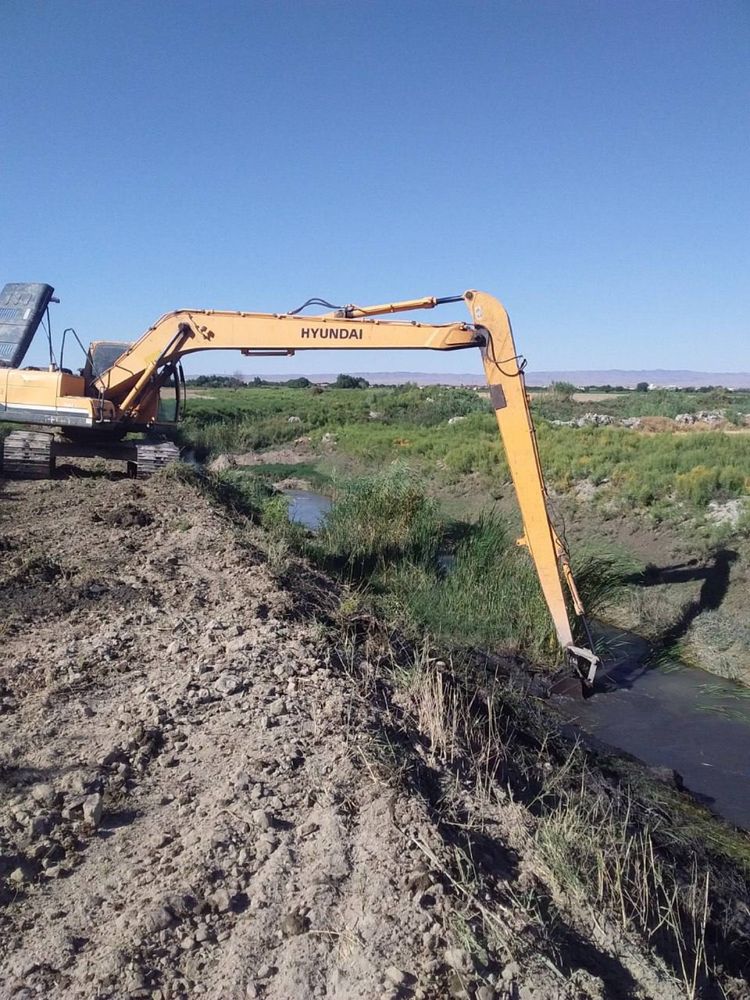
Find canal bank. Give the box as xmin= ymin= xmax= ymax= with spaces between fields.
xmin=282 ymin=485 xmax=750 ymax=832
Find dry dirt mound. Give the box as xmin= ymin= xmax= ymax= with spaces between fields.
xmin=0 ymin=473 xmax=698 ymax=999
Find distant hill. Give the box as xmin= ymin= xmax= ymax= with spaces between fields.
xmin=256 ymin=370 xmax=750 ymax=389
xmin=524 ymin=370 xmax=750 ymax=389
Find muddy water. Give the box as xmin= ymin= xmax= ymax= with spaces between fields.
xmin=553 ymin=630 xmax=750 ymax=829
xmin=283 ymin=488 xmax=750 ymax=829
xmin=282 ymin=488 xmax=332 ymax=530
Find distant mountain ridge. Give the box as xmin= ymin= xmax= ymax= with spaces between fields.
xmin=523 ymin=370 xmax=750 ymax=389
xmin=258 ymin=370 xmax=750 ymax=389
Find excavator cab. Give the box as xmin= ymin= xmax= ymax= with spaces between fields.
xmin=0 ymin=283 xmax=56 ymax=368
xmin=82 ymin=341 xmax=184 ymax=424
xmin=83 ymin=341 xmax=133 ymax=384
xmin=154 ymin=362 xmax=186 ymax=424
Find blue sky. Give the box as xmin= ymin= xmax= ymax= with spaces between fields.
xmin=3 ymin=0 xmax=748 ymax=379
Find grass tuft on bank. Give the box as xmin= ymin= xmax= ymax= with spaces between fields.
xmin=386 ymin=514 xmax=559 ymax=659
xmin=311 ymin=466 xmax=442 ymax=572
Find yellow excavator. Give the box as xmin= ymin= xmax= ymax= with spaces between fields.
xmin=0 ymin=281 xmax=599 ymax=682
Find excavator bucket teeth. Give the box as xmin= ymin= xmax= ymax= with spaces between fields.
xmin=567 ymin=645 xmax=600 ymax=687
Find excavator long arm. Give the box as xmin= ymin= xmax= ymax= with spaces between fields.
xmin=92 ymin=290 xmax=599 ymax=681
xmin=93 ymin=298 xmax=480 ymax=407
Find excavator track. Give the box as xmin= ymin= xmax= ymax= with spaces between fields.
xmin=1 ymin=432 xmax=179 ymax=480
xmin=1 ymin=430 xmax=54 ymax=479
xmin=130 ymin=441 xmax=180 ymax=479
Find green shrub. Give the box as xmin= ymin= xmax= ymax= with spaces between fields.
xmin=311 ymin=466 xmax=442 ymax=572
xmin=551 ymin=381 xmax=577 ymax=400
xmin=675 ymin=466 xmax=719 ymax=506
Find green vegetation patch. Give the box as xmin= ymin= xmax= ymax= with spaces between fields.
xmin=176 ymin=385 xmax=750 ymax=523
xmin=177 ymin=384 xmax=489 ymax=459
xmin=311 ymin=466 xmax=442 ymax=572
xmin=234 ymin=462 xmax=330 ymax=489
xmin=386 ymin=513 xmax=559 ymax=658
xmin=537 ymin=423 xmax=750 ymax=512
xmin=219 ymin=464 xmax=627 ymax=665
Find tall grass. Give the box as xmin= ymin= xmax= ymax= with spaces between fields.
xmin=308 ymin=470 xmax=559 ymax=657
xmin=535 ymin=778 xmax=712 ymax=998
xmin=388 ymin=514 xmax=559 ymax=660
xmin=311 ymin=465 xmax=442 ymax=573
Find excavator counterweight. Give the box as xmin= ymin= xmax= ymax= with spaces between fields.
xmin=0 ymin=283 xmax=599 ymax=681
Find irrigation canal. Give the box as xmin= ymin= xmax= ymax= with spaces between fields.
xmin=283 ymin=488 xmax=750 ymax=830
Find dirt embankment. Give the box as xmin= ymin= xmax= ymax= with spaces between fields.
xmin=0 ymin=473 xmax=747 ymax=999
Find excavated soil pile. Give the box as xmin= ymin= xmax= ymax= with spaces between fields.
xmin=0 ymin=472 xmax=736 ymax=999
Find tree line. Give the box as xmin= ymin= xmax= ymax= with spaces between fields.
xmin=186 ymin=373 xmax=370 ymax=389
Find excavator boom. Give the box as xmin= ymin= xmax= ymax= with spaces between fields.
xmin=0 ymin=285 xmax=599 ymax=680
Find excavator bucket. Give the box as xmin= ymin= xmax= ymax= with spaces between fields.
xmin=0 ymin=283 xmax=55 ymax=368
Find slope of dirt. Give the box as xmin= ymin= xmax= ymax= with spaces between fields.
xmin=0 ymin=472 xmax=733 ymax=999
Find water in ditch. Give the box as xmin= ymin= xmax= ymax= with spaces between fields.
xmin=282 ymin=488 xmax=332 ymax=530
xmin=283 ymin=487 xmax=750 ymax=828
xmin=552 ymin=629 xmax=750 ymax=828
